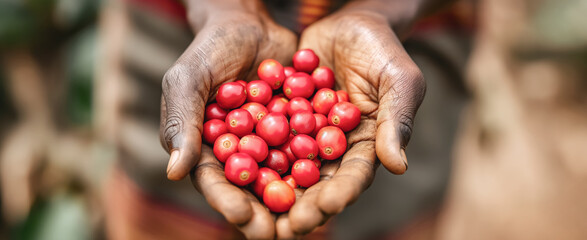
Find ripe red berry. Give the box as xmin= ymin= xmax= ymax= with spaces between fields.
xmin=263 ymin=180 xmax=296 ymax=213
xmin=283 ymin=66 xmax=296 ymax=78
xmin=290 ymin=134 xmax=319 ymax=160
xmin=246 ymin=80 xmax=272 ymax=105
xmin=213 ymin=133 xmax=239 ymax=163
xmin=328 ymin=102 xmax=361 ymax=132
xmin=291 ymin=159 xmax=320 ymax=187
xmin=311 ymin=66 xmax=335 ymax=89
xmin=224 ymin=153 xmax=259 ymax=186
xmin=252 ymin=167 xmax=281 ymax=198
xmin=310 ymin=113 xmax=328 ymax=137
xmin=265 ymin=149 xmax=289 ymax=175
xmin=290 ymin=111 xmax=316 ymax=135
xmin=282 ymin=175 xmax=297 ymax=189
xmin=278 ymin=137 xmax=297 ymax=165
xmin=283 ymin=72 xmax=315 ymax=99
xmin=225 ymin=109 xmax=254 ymax=137
xmin=286 ymin=97 xmax=312 ymax=117
xmin=241 ymin=102 xmax=268 ymax=125
xmin=292 ymin=49 xmax=319 ymax=73
xmin=205 ymin=103 xmax=228 ymax=121
xmin=256 ymin=112 xmax=289 ymax=146
xmin=312 ymin=88 xmax=338 ymax=115
xmin=266 ymin=96 xmax=289 ymax=115
xmin=238 ymin=135 xmax=268 ymax=162
xmin=312 ymin=158 xmax=322 ymax=169
xmin=216 ymin=82 xmax=246 ymax=109
xmin=258 ymin=59 xmax=285 ymax=90
xmin=203 ymin=119 xmax=228 ymax=144
xmin=315 ymin=126 xmax=347 ymax=160
xmin=336 ymin=90 xmax=349 ymax=102
xmin=235 ymin=80 xmax=247 ymax=87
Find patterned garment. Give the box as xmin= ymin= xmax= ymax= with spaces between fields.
xmin=124 ymin=0 xmax=338 ymax=33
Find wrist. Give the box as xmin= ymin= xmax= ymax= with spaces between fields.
xmin=183 ymin=0 xmax=269 ymax=32
xmin=335 ymin=0 xmax=422 ymax=33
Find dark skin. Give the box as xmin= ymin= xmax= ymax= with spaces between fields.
xmin=160 ymin=0 xmax=442 ymax=238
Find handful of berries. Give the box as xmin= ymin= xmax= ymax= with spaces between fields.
xmin=202 ymin=49 xmax=361 ymax=213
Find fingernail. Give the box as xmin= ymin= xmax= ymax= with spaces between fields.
xmin=167 ymin=150 xmax=180 ymax=175
xmin=400 ymin=149 xmax=408 ymax=171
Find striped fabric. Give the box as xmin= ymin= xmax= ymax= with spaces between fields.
xmin=297 ymin=0 xmax=333 ymax=31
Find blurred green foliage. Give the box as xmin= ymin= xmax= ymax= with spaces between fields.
xmin=1 ymin=0 xmax=101 ymax=239
xmin=0 ymin=0 xmax=100 ymax=50
xmin=14 ymin=191 xmax=91 ymax=240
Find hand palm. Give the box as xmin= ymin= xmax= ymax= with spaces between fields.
xmin=160 ymin=15 xmax=297 ymax=239
xmin=280 ymin=12 xmax=426 ymax=235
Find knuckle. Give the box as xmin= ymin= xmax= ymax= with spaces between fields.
xmin=397 ymin=112 xmax=414 ymax=147
xmin=162 ymin=114 xmax=183 ymax=147
xmin=162 ymin=64 xmax=188 ymax=94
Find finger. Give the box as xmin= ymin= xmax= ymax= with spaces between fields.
xmin=160 ymin=45 xmax=210 ymax=181
xmin=276 ymin=214 xmax=297 ymax=240
xmin=237 ymin=191 xmax=276 ymax=239
xmin=317 ymin=140 xmax=377 ymax=215
xmin=288 ymin=181 xmax=330 ymax=235
xmin=161 ymin=23 xmax=270 ymax=180
xmin=375 ymin=56 xmax=425 ymax=174
xmin=191 ymin=145 xmax=253 ymax=225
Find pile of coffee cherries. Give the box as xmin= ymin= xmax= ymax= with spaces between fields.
xmin=202 ymin=49 xmax=361 ymax=213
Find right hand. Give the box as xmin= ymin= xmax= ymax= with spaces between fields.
xmin=159 ymin=3 xmax=297 ymax=238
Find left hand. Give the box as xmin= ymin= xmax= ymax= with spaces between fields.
xmin=276 ymin=10 xmax=426 ymax=238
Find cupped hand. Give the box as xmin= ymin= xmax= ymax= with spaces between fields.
xmin=279 ymin=10 xmax=426 ymax=237
xmin=159 ymin=8 xmax=297 ymax=238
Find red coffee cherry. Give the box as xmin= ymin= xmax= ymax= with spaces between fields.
xmin=290 ymin=111 xmax=316 ymax=135
xmin=283 ymin=66 xmax=296 ymax=78
xmin=282 ymin=175 xmax=297 ymax=189
xmin=258 ymin=59 xmax=285 ymax=90
xmin=241 ymin=102 xmax=268 ymax=126
xmin=311 ymin=66 xmax=335 ymax=89
xmin=310 ymin=113 xmax=328 ymax=137
xmin=256 ymin=112 xmax=289 ymax=146
xmin=315 ymin=126 xmax=347 ymax=160
xmin=328 ymin=102 xmax=361 ymax=132
xmin=336 ymin=90 xmax=349 ymax=102
xmin=238 ymin=135 xmax=268 ymax=163
xmin=246 ymin=80 xmax=272 ymax=105
xmin=291 ymin=159 xmax=320 ymax=187
xmin=312 ymin=158 xmax=322 ymax=169
xmin=202 ymin=119 xmax=228 ymax=144
xmin=266 ymin=96 xmax=289 ymax=115
xmin=224 ymin=153 xmax=259 ymax=186
xmin=263 ymin=180 xmax=296 ymax=213
xmin=205 ymin=103 xmax=228 ymax=121
xmin=286 ymin=97 xmax=312 ymax=117
xmin=225 ymin=109 xmax=254 ymax=137
xmin=277 ymin=137 xmax=297 ymax=166
xmin=216 ymin=82 xmax=246 ymax=109
xmin=252 ymin=167 xmax=281 ymax=198
xmin=283 ymin=72 xmax=315 ymax=99
xmin=213 ymin=133 xmax=239 ymax=163
xmin=312 ymin=88 xmax=338 ymax=115
xmin=292 ymin=49 xmax=319 ymax=73
xmin=265 ymin=149 xmax=289 ymax=175
xmin=235 ymin=80 xmax=247 ymax=87
xmin=290 ymin=134 xmax=319 ymax=160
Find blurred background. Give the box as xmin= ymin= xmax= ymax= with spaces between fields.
xmin=1 ymin=0 xmax=586 ymax=239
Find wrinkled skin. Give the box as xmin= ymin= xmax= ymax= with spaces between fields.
xmin=279 ymin=11 xmax=425 ymax=237
xmin=159 ymin=8 xmax=425 ymax=240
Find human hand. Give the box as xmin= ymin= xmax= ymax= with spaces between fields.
xmin=159 ymin=1 xmax=296 ymax=238
xmin=277 ymin=9 xmax=426 ymax=237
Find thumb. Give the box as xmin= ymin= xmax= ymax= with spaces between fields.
xmin=160 ymin=62 xmax=209 ymax=181
xmin=376 ymin=62 xmax=425 ymax=175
